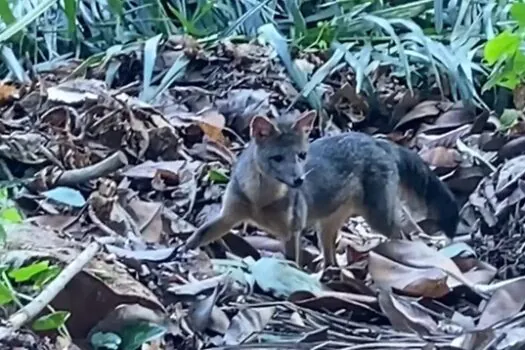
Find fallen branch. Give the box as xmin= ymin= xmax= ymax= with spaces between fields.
xmin=56 ymin=151 xmax=128 ymax=186
xmin=0 ymin=236 xmax=116 ymax=340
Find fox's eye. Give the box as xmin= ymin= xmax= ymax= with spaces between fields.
xmin=270 ymin=155 xmax=284 ymax=162
xmin=298 ymin=152 xmax=307 ymax=160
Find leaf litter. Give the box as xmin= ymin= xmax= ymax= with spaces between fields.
xmin=0 ymin=36 xmax=525 ymax=350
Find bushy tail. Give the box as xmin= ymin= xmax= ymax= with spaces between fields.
xmin=382 ymin=141 xmax=459 ymax=238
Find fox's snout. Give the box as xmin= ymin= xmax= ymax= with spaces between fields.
xmin=291 ymin=176 xmax=304 ymax=188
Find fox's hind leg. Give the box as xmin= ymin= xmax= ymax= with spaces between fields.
xmin=361 ymin=172 xmax=405 ymax=239
xmin=317 ymin=204 xmax=356 ymax=269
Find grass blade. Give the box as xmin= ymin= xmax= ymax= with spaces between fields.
xmin=258 ymin=23 xmax=322 ymax=111
xmin=141 ymin=33 xmax=162 ymax=101
xmin=362 ymin=14 xmax=413 ymax=94
xmin=0 ymin=0 xmax=55 ymax=43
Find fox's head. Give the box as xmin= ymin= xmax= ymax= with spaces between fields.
xmin=249 ymin=110 xmax=317 ymax=188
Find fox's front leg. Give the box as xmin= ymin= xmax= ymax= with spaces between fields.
xmin=184 ymin=184 xmax=248 ymax=250
xmin=284 ymin=231 xmax=303 ymax=266
xmin=284 ymin=192 xmax=308 ymax=267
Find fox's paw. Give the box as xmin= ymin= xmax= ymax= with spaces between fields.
xmin=320 ymin=265 xmax=340 ymax=282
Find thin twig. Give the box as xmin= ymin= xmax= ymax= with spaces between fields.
xmin=0 ymin=236 xmax=116 ymax=340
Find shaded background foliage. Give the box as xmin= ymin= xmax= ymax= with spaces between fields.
xmin=0 ymin=0 xmax=519 ymax=111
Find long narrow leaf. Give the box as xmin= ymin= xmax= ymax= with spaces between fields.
xmin=434 ymin=0 xmax=443 ymax=33
xmin=258 ymin=23 xmax=322 ymax=111
xmin=0 ymin=0 xmax=55 ymax=42
xmin=362 ymin=15 xmax=413 ymax=94
xmin=392 ymin=19 xmax=444 ymax=98
xmin=299 ymin=44 xmax=346 ymax=98
xmin=141 ymin=33 xmax=163 ymax=101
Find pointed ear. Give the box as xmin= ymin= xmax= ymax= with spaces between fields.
xmin=250 ymin=115 xmax=279 ymax=141
xmin=292 ymin=110 xmax=317 ymax=134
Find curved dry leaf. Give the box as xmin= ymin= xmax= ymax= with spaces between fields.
xmin=434 ymin=105 xmax=475 ymax=127
xmin=446 ymin=166 xmax=485 ymax=193
xmin=498 ymin=136 xmax=525 ymax=160
xmin=378 ymin=290 xmax=439 ymax=335
xmin=222 ymin=233 xmax=261 ymax=260
xmin=369 ymin=252 xmax=450 ymax=298
xmin=222 ymin=306 xmax=276 ymax=345
xmin=394 ymin=100 xmax=440 ymax=130
xmin=188 ymin=284 xmax=220 ymax=333
xmin=167 ymin=274 xmax=227 ymax=297
xmin=242 ymin=235 xmax=284 ymax=253
xmin=416 ymin=124 xmax=472 ymax=150
xmin=419 ymin=146 xmax=462 ymax=169
xmin=122 ymin=160 xmax=203 ymax=179
xmin=208 ymin=306 xmax=230 ymax=335
xmin=477 ymin=276 xmax=525 ymax=330
xmin=372 ymin=240 xmax=474 ymax=289
xmin=215 ymin=88 xmax=272 ymax=133
xmin=514 ymin=83 xmax=525 ymax=110
xmin=125 ymin=197 xmax=164 ymax=243
xmin=495 ymin=155 xmax=525 ymax=197
xmin=288 ymin=291 xmax=382 ymax=320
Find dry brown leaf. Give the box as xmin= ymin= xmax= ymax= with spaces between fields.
xmin=222 ymin=307 xmax=276 ymax=345
xmin=369 ymin=251 xmax=450 ymax=298
xmin=477 ymin=276 xmax=525 ymax=329
xmin=188 ymin=284 xmax=221 ymax=333
xmin=0 ymin=83 xmax=19 ymax=103
xmin=377 ymin=290 xmax=439 ymax=335
xmin=372 ymin=240 xmax=475 ymax=290
xmin=197 ymin=109 xmax=226 ymax=143
xmin=419 ymin=146 xmax=462 ymax=169
xmin=394 ymin=100 xmax=441 ymax=130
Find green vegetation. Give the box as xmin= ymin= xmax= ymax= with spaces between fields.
xmin=0 ymin=0 xmax=522 ymax=111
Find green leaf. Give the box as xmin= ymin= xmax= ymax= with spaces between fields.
xmin=90 ymin=332 xmax=122 ymax=350
xmin=119 ymin=322 xmax=167 ymax=350
xmin=208 ymin=169 xmax=229 ymax=183
xmin=0 ymin=188 xmax=7 ymax=201
xmin=0 ymin=0 xmax=15 ymax=26
xmin=511 ymin=3 xmax=525 ymax=28
xmin=32 ymin=311 xmax=70 ymax=331
xmin=0 ymin=206 xmax=22 ymax=223
xmin=0 ymin=282 xmax=14 ymax=305
xmin=107 ymin=0 xmax=124 ymax=18
xmin=513 ymin=50 xmax=525 ymax=76
xmin=499 ymin=109 xmax=520 ymax=130
xmin=33 ymin=266 xmax=61 ymax=289
xmin=484 ymin=31 xmax=520 ymax=65
xmin=8 ymin=261 xmax=50 ymax=283
xmin=63 ymin=0 xmax=77 ymax=37
xmin=0 ymin=223 xmax=6 ymax=247
xmin=0 ymin=0 xmax=55 ymax=43
xmin=285 ymin=0 xmax=307 ymax=40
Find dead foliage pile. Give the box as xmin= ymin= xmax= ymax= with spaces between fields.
xmin=1 ymin=36 xmax=525 ymax=350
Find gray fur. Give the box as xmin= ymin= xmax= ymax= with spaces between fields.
xmin=184 ymin=111 xmax=459 ymax=268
